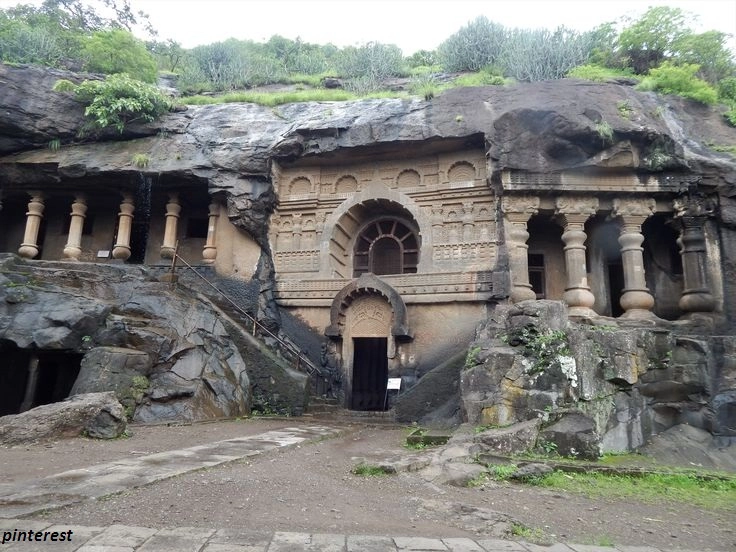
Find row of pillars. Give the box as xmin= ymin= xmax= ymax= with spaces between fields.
xmin=9 ymin=191 xmax=221 ymax=264
xmin=502 ymin=195 xmax=716 ymax=319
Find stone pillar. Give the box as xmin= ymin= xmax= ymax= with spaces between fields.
xmin=555 ymin=196 xmax=599 ymax=316
xmin=19 ymin=354 xmax=39 ymax=412
xmin=291 ymin=213 xmax=302 ymax=251
xmin=501 ymin=195 xmax=540 ymax=303
xmin=612 ymin=198 xmax=656 ymax=318
xmin=202 ymin=201 xmax=220 ymax=264
xmin=18 ymin=192 xmax=45 ymax=259
xmin=431 ymin=206 xmax=444 ymax=242
xmin=462 ymin=201 xmax=475 ymax=242
xmin=112 ymin=193 xmax=135 ymax=261
xmin=673 ymin=196 xmax=716 ymax=313
xmin=62 ymin=194 xmax=87 ymax=261
xmin=160 ymin=192 xmax=180 ymax=259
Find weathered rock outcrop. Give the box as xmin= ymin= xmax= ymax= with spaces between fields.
xmin=461 ymin=300 xmax=736 ymax=456
xmin=0 ymin=392 xmax=126 ymax=444
xmin=0 ymin=254 xmax=306 ymax=422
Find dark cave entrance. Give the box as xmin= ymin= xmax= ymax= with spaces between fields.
xmin=351 ymin=337 xmax=388 ymax=411
xmin=0 ymin=342 xmax=83 ymax=415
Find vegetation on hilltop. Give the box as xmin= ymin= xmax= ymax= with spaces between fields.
xmin=1 ymin=1 xmax=735 ymax=127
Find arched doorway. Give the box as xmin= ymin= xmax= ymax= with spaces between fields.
xmin=346 ymin=295 xmax=391 ymax=410
xmin=325 ymin=274 xmax=412 ymax=411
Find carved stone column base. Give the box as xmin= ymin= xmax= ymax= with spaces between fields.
xmin=62 ymin=245 xmax=82 ymax=261
xmin=619 ymin=308 xmax=659 ymax=321
xmin=568 ymin=306 xmax=598 ymax=318
xmin=112 ymin=245 xmax=131 ymax=261
xmin=563 ymin=288 xmax=595 ymax=311
xmin=679 ymin=291 xmax=716 ymax=313
xmin=510 ymin=285 xmax=536 ymax=303
xmin=160 ymin=246 xmax=175 ymax=259
xmin=18 ymin=244 xmax=39 ymax=259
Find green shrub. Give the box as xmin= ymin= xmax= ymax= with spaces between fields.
xmin=335 ymin=41 xmax=405 ymax=80
xmin=54 ymin=74 xmax=174 ymax=133
xmin=637 ymin=62 xmax=718 ymax=104
xmin=719 ymin=77 xmax=736 ymax=103
xmin=453 ymin=67 xmax=508 ymax=87
xmin=725 ymin=107 xmax=736 ymax=127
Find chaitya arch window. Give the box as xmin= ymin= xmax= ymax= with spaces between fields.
xmin=353 ymin=219 xmax=419 ymax=277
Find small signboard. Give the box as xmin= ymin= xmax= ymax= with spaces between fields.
xmin=96 ymin=250 xmax=110 ymax=258
xmin=387 ymin=377 xmax=402 ymax=390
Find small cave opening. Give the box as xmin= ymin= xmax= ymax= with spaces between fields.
xmin=0 ymin=341 xmax=83 ymax=415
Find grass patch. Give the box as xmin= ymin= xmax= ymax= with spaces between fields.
xmin=351 ymin=463 xmax=393 ymax=476
xmin=528 ymin=471 xmax=736 ymax=510
xmin=707 ymin=143 xmax=736 ymax=156
xmin=181 ymin=88 xmax=407 ymax=107
xmin=509 ymin=522 xmax=550 ymax=544
xmin=567 ymin=64 xmax=638 ymax=83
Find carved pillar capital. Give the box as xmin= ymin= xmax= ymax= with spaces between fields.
xmin=501 ymin=195 xmax=540 ymax=223
xmin=555 ymin=196 xmax=599 ymax=227
xmin=673 ymin=194 xmax=716 ymax=219
xmin=612 ymin=197 xmax=656 ymax=227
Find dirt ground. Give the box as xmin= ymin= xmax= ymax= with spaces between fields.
xmin=2 ymin=417 xmax=734 ymax=551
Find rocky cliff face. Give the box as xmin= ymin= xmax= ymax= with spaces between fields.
xmin=2 ymin=63 xmax=735 ymax=243
xmin=0 ymin=254 xmax=307 ymax=422
xmin=2 ymin=64 xmax=736 ymax=436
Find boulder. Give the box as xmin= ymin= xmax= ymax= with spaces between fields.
xmin=539 ymin=412 xmax=600 ymax=460
xmin=0 ymin=392 xmax=126 ymax=445
xmin=474 ymin=418 xmax=542 ymax=456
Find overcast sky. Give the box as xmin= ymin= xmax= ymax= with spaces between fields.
xmin=1 ymin=0 xmax=735 ymax=54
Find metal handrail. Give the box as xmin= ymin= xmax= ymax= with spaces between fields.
xmin=169 ymin=249 xmax=325 ymax=381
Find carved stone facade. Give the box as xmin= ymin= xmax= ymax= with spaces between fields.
xmin=271 ymin=150 xmax=495 ymax=409
xmin=0 ymin=148 xmax=726 ymax=412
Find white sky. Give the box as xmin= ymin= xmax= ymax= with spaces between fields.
xmin=1 ymin=0 xmax=735 ymax=54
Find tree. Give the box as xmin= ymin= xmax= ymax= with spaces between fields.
xmin=674 ymin=31 xmax=736 ymax=85
xmin=618 ymin=6 xmax=690 ymax=74
xmin=81 ymin=29 xmax=157 ymax=82
xmin=147 ymin=38 xmax=187 ymax=73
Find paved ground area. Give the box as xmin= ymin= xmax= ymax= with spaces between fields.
xmin=0 ymin=426 xmax=340 ymax=518
xmin=0 ymin=520 xmax=708 ymax=551
xmin=0 ymin=420 xmax=729 ymax=551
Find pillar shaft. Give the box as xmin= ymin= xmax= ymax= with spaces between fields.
xmin=556 ymin=197 xmax=598 ymax=316
xmin=673 ymin=195 xmax=716 ymax=312
xmin=202 ymin=202 xmax=219 ymax=264
xmin=18 ymin=192 xmax=44 ymax=259
xmin=160 ymin=193 xmax=180 ymax=259
xmin=63 ymin=195 xmax=87 ymax=261
xmin=113 ymin=194 xmax=135 ymax=261
xmin=502 ymin=195 xmax=539 ymax=303
xmin=613 ymin=198 xmax=656 ymax=318
xmin=19 ymin=354 xmax=39 ymax=412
